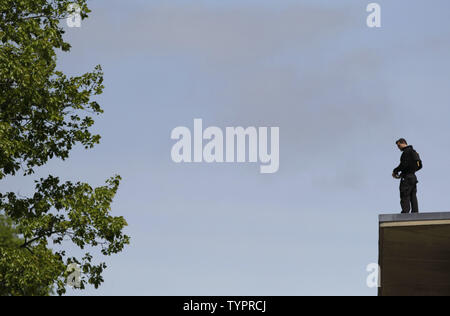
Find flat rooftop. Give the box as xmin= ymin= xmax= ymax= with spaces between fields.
xmin=380 ymin=212 xmax=450 ymax=225
xmin=379 ymin=212 xmax=450 ymax=296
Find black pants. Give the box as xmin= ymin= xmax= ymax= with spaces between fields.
xmin=400 ymin=174 xmax=419 ymax=214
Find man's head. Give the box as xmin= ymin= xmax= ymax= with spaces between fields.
xmin=396 ymin=138 xmax=408 ymax=150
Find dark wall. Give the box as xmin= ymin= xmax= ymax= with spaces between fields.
xmin=379 ymin=224 xmax=450 ymax=296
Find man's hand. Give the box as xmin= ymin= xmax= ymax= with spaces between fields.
xmin=392 ymin=172 xmax=400 ymax=179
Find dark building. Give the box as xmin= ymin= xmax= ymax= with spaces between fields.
xmin=379 ymin=212 xmax=450 ymax=296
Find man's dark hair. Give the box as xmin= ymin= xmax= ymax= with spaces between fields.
xmin=396 ymin=138 xmax=408 ymax=145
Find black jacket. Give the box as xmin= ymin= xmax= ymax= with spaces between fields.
xmin=393 ymin=145 xmax=417 ymax=177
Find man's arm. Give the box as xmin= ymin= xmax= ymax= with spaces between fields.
xmin=393 ymin=153 xmax=406 ymax=175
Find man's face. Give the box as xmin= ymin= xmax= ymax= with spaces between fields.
xmin=396 ymin=142 xmax=407 ymax=151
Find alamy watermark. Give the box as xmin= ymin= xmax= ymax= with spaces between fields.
xmin=66 ymin=263 xmax=81 ymax=288
xmin=66 ymin=3 xmax=82 ymax=28
xmin=367 ymin=3 xmax=381 ymax=28
xmin=171 ymin=119 xmax=280 ymax=174
xmin=366 ymin=263 xmax=380 ymax=288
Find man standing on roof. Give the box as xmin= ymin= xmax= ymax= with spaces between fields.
xmin=392 ymin=138 xmax=423 ymax=214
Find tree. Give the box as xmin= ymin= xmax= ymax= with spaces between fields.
xmin=0 ymin=0 xmax=130 ymax=295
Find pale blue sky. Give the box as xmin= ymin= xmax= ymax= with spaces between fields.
xmin=3 ymin=0 xmax=450 ymax=295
